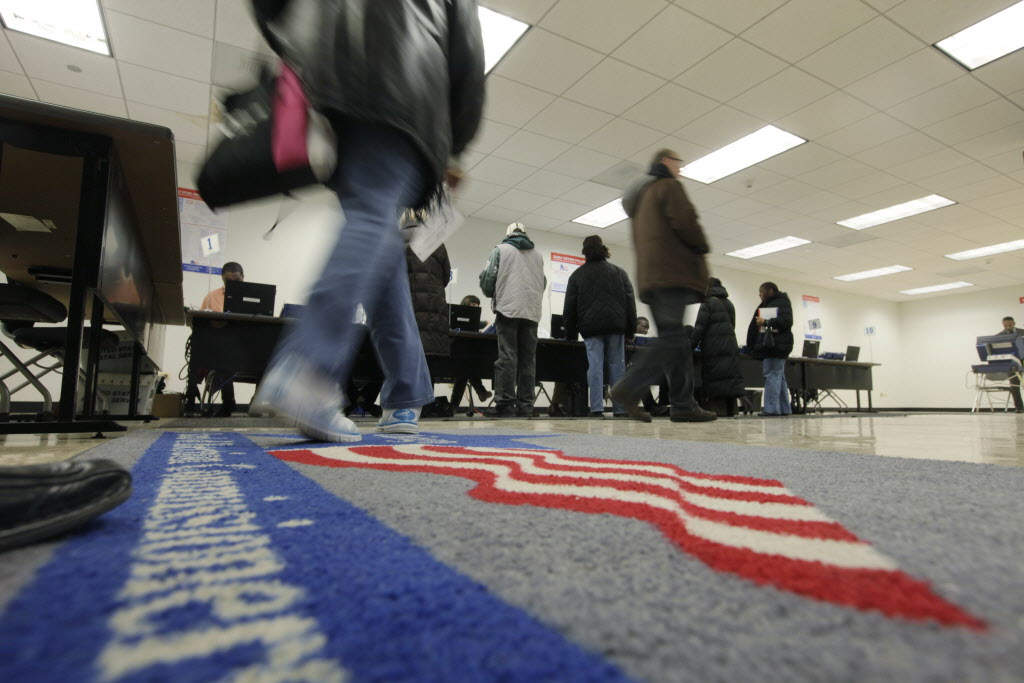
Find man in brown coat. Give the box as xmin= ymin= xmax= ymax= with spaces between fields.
xmin=610 ymin=149 xmax=716 ymax=422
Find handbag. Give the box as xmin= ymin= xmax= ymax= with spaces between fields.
xmin=197 ymin=63 xmax=336 ymax=210
xmin=760 ymin=327 xmax=776 ymax=351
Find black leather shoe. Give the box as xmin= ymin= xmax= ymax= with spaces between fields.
xmin=0 ymin=459 xmax=132 ymax=552
xmin=670 ymin=408 xmax=717 ymax=422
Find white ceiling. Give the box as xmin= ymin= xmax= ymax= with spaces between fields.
xmin=2 ymin=0 xmax=1024 ymax=301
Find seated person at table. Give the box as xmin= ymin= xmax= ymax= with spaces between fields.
xmin=450 ymin=295 xmax=493 ymax=409
xmin=185 ymin=261 xmax=244 ymax=416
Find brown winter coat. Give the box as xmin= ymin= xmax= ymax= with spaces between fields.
xmin=628 ymin=177 xmax=710 ymax=302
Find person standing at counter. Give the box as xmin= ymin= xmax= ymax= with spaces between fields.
xmin=746 ymin=282 xmax=794 ymax=417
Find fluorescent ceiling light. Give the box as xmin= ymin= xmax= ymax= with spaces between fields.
xmin=934 ymin=1 xmax=1024 ymax=70
xmin=572 ymin=198 xmax=627 ymax=229
xmin=680 ymin=125 xmax=806 ymax=184
xmin=945 ymin=239 xmax=1024 ymax=261
xmin=833 ymin=265 xmax=912 ymax=282
xmin=0 ymin=0 xmax=109 ymax=55
xmin=726 ymin=236 xmax=810 ymax=260
xmin=478 ymin=6 xmax=529 ymax=74
xmin=837 ymin=194 xmax=955 ymax=230
xmin=899 ymin=282 xmax=974 ymax=296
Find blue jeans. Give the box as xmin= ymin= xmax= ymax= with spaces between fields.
xmin=762 ymin=357 xmax=792 ymax=415
xmin=274 ymin=121 xmax=433 ymax=410
xmin=584 ymin=334 xmax=625 ymax=413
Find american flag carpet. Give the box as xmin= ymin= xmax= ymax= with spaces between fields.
xmin=0 ymin=427 xmax=1021 ymax=682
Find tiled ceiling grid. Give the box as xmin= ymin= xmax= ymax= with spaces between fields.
xmin=1 ymin=0 xmax=1023 ymax=300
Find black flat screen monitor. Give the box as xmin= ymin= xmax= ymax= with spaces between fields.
xmin=845 ymin=345 xmax=860 ymax=362
xmin=802 ymin=339 xmax=820 ymax=359
xmin=449 ymin=304 xmax=481 ymax=331
xmin=224 ymin=281 xmax=276 ymax=316
xmin=551 ymin=314 xmax=566 ymax=340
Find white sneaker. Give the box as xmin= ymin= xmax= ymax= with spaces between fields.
xmin=377 ymin=407 xmax=420 ymax=434
xmin=251 ymin=355 xmax=361 ymax=443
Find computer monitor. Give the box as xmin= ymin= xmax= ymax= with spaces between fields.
xmin=801 ymin=339 xmax=820 ymax=359
xmin=975 ymin=334 xmax=1023 ymax=362
xmin=449 ymin=304 xmax=481 ymax=331
xmin=224 ymin=281 xmax=276 ymax=316
xmin=845 ymin=345 xmax=860 ymax=362
xmin=551 ymin=314 xmax=566 ymax=340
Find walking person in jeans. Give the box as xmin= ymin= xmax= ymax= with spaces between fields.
xmin=563 ymin=235 xmax=636 ymax=417
xmin=248 ymin=0 xmax=485 ymax=441
xmin=479 ymin=223 xmax=546 ymax=417
xmin=610 ymin=149 xmax=716 ymax=423
xmin=746 ymin=282 xmax=794 ymax=416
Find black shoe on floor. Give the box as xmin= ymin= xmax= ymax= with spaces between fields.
xmin=517 ymin=408 xmax=537 ymax=418
xmin=494 ymin=406 xmax=517 ymax=418
xmin=214 ymin=402 xmax=237 ymax=417
xmin=590 ymin=411 xmax=605 ymax=417
xmin=670 ymin=408 xmax=717 ymax=422
xmin=477 ymin=389 xmax=493 ymax=402
xmin=758 ymin=412 xmax=780 ymax=417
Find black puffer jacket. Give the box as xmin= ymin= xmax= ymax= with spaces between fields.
xmin=406 ymin=244 xmax=451 ymax=356
xmin=746 ymin=291 xmax=794 ymax=359
xmin=692 ymin=284 xmax=744 ymax=398
xmin=251 ymin=0 xmax=485 ymax=208
xmin=562 ymin=258 xmax=637 ymax=341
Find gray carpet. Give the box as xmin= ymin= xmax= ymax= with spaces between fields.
xmin=2 ymin=426 xmax=1021 ymax=682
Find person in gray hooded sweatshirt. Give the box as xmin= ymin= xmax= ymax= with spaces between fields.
xmin=480 ymin=222 xmax=546 ymax=417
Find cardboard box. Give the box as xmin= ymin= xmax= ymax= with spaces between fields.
xmin=152 ymin=392 xmax=184 ymax=418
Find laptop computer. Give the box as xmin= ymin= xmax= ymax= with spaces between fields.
xmin=845 ymin=345 xmax=860 ymax=362
xmin=801 ymin=339 xmax=820 ymax=359
xmin=449 ymin=303 xmax=481 ymax=331
xmin=550 ymin=314 xmax=566 ymax=340
xmin=224 ymin=281 xmax=276 ymax=316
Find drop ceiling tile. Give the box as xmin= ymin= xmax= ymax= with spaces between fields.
xmin=466 ymin=118 xmax=518 ymax=153
xmin=620 ymin=83 xmax=718 ymax=134
xmin=758 ymin=143 xmax=844 ymax=177
xmin=211 ymin=41 xmax=274 ymax=90
xmin=673 ymin=0 xmax=786 ymax=33
xmin=831 ymin=171 xmax=910 ymax=200
xmin=516 ymin=169 xmax=585 ymax=198
xmin=612 ymin=5 xmax=732 ymax=80
xmin=741 ymin=0 xmax=876 ymax=63
xmin=101 ymin=0 xmax=216 ymax=38
xmin=785 ymin=189 xmax=847 ymax=215
xmin=475 ymin=204 xmax=526 ymax=224
xmin=453 ymin=199 xmax=484 ymax=215
xmin=563 ymin=59 xmax=665 ymax=116
xmin=559 ymin=181 xmax=621 ymax=206
xmin=686 ymin=184 xmax=741 ymax=210
xmin=862 ymin=0 xmax=903 ymax=10
xmin=887 ymin=76 xmax=1001 ymax=129
xmin=797 ymin=17 xmax=921 ymax=89
xmin=7 ymin=32 xmax=122 ymax=97
xmin=980 ymin=149 xmax=1024 ymax=174
xmin=119 ymin=63 xmax=210 ymax=117
xmin=534 ymin=198 xmax=595 ymax=220
xmin=924 ymin=100 xmax=1024 ymax=146
xmin=492 ymin=29 xmax=603 ymax=96
xmin=492 ymin=130 xmax=571 ymax=167
xmin=469 ymin=157 xmax=538 ymax=186
xmin=887 ymin=147 xmax=974 ymax=181
xmin=885 ymin=0 xmax=1020 ymax=44
xmin=0 ymin=70 xmax=34 ymax=99
xmin=521 ymin=214 xmax=566 ymax=230
xmin=523 ymin=98 xmax=614 ymax=144
xmin=853 ymin=132 xmax=947 ymax=169
xmin=490 ymin=189 xmax=552 ymax=213
xmin=539 ymin=0 xmax=667 ymax=53
xmin=0 ymin=31 xmax=20 ymax=73
xmin=776 ymin=91 xmax=876 ymax=142
xmin=748 ymin=179 xmax=818 ymax=206
xmin=544 ymin=145 xmax=621 ymax=179
xmin=557 ymin=221 xmax=608 ymax=238
xmin=953 ymin=176 xmax=1023 ymax=203
xmin=844 ymin=48 xmax=962 ymax=110
xmin=973 ymin=49 xmax=1024 ymax=96
xmin=214 ymin=0 xmax=270 ymax=52
xmin=127 ymin=101 xmax=209 ymax=145
xmin=106 ymin=11 xmax=212 ymax=81
xmin=456 ymin=179 xmax=508 ymax=205
xmin=174 ymin=141 xmax=208 ymax=165
xmin=30 ymin=80 xmax=127 ymax=117
xmin=674 ymin=39 xmax=786 ymax=103
xmin=817 ymin=113 xmax=912 ymax=156
xmin=729 ymin=67 xmax=835 ymax=122
xmin=955 ymin=122 xmax=1024 ymax=162
xmin=628 ymin=136 xmax=712 ymax=168
xmin=483 ymin=0 xmax=558 ymax=24
xmin=579 ymin=118 xmax=664 ymax=158
xmin=797 ymin=158 xmax=875 ymax=191
xmin=711 ymin=167 xmax=788 ymax=196
xmin=709 ymin=197 xmax=773 ymax=220
xmin=483 ymin=76 xmax=556 ymax=127
xmin=673 ymin=105 xmax=765 ymax=152
xmin=176 ymin=161 xmax=200 ymax=188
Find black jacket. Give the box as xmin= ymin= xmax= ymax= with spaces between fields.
xmin=692 ymin=284 xmax=744 ymax=398
xmin=746 ymin=291 xmax=794 ymax=359
xmin=562 ymin=258 xmax=637 ymax=341
xmin=251 ymin=0 xmax=486 ymax=208
xmin=406 ymin=244 xmax=451 ymax=356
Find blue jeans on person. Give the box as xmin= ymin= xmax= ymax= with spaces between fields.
xmin=273 ymin=120 xmax=433 ymax=410
xmin=584 ymin=334 xmax=625 ymax=413
xmin=762 ymin=357 xmax=792 ymax=415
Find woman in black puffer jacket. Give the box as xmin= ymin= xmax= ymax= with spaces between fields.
xmin=745 ymin=282 xmax=794 ymax=416
xmin=405 ymin=243 xmax=451 ymax=357
xmin=692 ymin=278 xmax=744 ymax=415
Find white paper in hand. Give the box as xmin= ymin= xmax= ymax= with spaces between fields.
xmin=408 ymin=203 xmax=465 ymax=262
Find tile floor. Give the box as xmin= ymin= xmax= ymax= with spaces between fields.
xmin=3 ymin=412 xmax=1023 ymax=468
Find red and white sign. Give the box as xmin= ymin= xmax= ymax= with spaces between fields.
xmin=550 ymin=252 xmax=585 ymax=293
